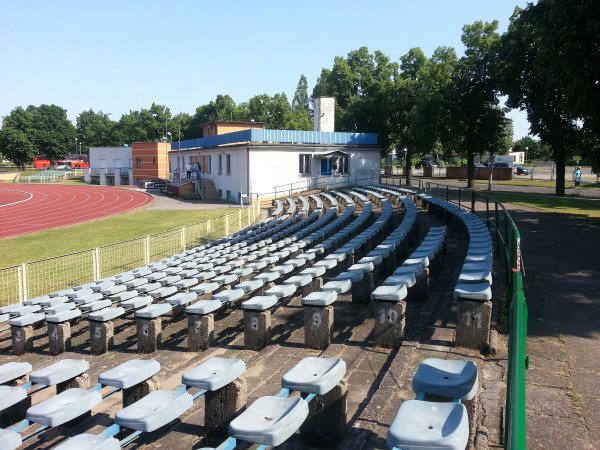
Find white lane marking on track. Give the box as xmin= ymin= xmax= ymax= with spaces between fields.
xmin=0 ymin=189 xmax=34 ymax=207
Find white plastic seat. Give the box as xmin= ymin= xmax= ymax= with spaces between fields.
xmin=182 ymin=358 xmax=246 ymax=390
xmin=115 ymin=389 xmax=193 ymax=432
xmin=387 ymin=400 xmax=469 ymax=450
xmin=302 ymin=290 xmax=337 ymax=307
xmin=282 ymin=357 xmax=346 ymax=394
xmin=228 ymin=396 xmax=309 ymax=446
xmin=371 ymin=285 xmax=408 ymax=302
xmin=241 ymin=295 xmax=278 ymax=311
xmin=0 ymin=385 xmax=27 ymax=411
xmin=412 ymin=358 xmax=478 ymax=400
xmin=0 ymin=361 xmax=32 ymax=384
xmin=30 ymin=359 xmax=89 ymax=386
xmin=99 ymin=359 xmax=160 ymax=389
xmin=27 ymin=388 xmax=102 ymax=427
xmin=0 ymin=429 xmax=22 ymax=450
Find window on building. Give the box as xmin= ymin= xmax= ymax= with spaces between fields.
xmin=226 ymin=154 xmax=231 ymax=175
xmin=136 ymin=158 xmax=141 ymax=168
xmin=152 ymin=158 xmax=156 ymax=164
xmin=218 ymin=154 xmax=223 ymax=175
xmin=299 ymin=154 xmax=311 ymax=174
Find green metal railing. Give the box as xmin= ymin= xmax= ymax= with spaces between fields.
xmin=381 ymin=175 xmax=528 ymax=449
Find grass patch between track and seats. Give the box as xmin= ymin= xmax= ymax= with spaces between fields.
xmin=0 ymin=208 xmax=231 ymax=268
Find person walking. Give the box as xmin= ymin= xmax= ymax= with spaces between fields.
xmin=574 ymin=166 xmax=582 ymax=189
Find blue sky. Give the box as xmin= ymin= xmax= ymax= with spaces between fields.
xmin=0 ymin=0 xmax=532 ymax=139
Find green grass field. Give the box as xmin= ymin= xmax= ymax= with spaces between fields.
xmin=483 ymin=192 xmax=600 ymax=225
xmin=0 ymin=208 xmax=231 ymax=268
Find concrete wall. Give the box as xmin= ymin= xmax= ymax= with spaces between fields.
xmin=314 ymin=97 xmax=335 ymax=132
xmin=89 ymin=147 xmax=132 ymax=172
xmin=446 ymin=167 xmax=514 ymax=180
xmin=132 ymin=142 xmax=169 ymax=182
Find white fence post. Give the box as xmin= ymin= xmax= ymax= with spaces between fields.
xmin=20 ymin=263 xmax=29 ymax=302
xmin=93 ymin=248 xmax=101 ymax=280
xmin=181 ymin=226 xmax=187 ymax=252
xmin=144 ymin=236 xmax=151 ymax=265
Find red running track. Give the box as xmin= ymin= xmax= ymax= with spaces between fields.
xmin=0 ymin=185 xmax=153 ymax=238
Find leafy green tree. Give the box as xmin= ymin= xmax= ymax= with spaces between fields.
xmin=512 ymin=136 xmax=551 ymax=162
xmin=448 ymin=21 xmax=510 ymax=187
xmin=0 ymin=127 xmax=35 ymax=168
xmin=292 ymin=74 xmax=310 ymax=114
xmin=76 ymin=109 xmax=117 ymax=149
xmin=28 ymin=104 xmax=77 ymax=160
xmin=499 ymin=5 xmax=579 ymax=194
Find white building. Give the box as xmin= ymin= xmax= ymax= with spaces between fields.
xmin=86 ymin=146 xmax=134 ymax=185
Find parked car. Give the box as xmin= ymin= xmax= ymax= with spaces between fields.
xmin=514 ymin=164 xmax=531 ymax=175
xmin=492 ymin=163 xmax=512 ymax=168
xmin=416 ymin=160 xmax=438 ymax=168
xmin=461 ymin=163 xmax=486 ymax=168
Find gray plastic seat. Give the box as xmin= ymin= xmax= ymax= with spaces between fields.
xmin=165 ymin=292 xmax=198 ymax=306
xmin=321 ymin=280 xmax=352 ymax=294
xmin=334 ymin=271 xmax=364 ymax=283
xmin=387 ymin=400 xmax=468 ymax=450
xmin=74 ymin=292 xmax=104 ymax=305
xmin=264 ymin=284 xmax=296 ymax=298
xmin=39 ymin=296 xmax=69 ymax=308
xmin=300 ymin=265 xmax=326 ymax=278
xmin=213 ymin=274 xmax=238 ymax=286
xmin=0 ymin=429 xmax=22 ymax=450
xmin=182 ymin=358 xmax=246 ymax=390
xmin=9 ymin=312 xmax=46 ymax=327
xmin=0 ymin=385 xmax=27 ymax=410
xmin=88 ymin=306 xmax=126 ymax=322
xmin=453 ymin=282 xmax=492 ymax=301
xmin=27 ymin=388 xmax=102 ymax=426
xmin=110 ymin=290 xmax=138 ymax=302
xmin=136 ymin=282 xmax=162 ymax=294
xmin=115 ymin=389 xmax=193 ymax=432
xmin=46 ymin=308 xmax=82 ymax=323
xmin=301 ymin=290 xmax=337 ymax=307
xmin=80 ymin=300 xmax=113 ymax=313
xmin=30 ymin=359 xmax=89 ymax=386
xmin=99 ymin=359 xmax=160 ymax=389
xmin=100 ymin=284 xmax=127 ymax=296
xmin=241 ymin=295 xmax=278 ymax=311
xmin=186 ymin=300 xmax=222 ymax=315
xmin=148 ymin=286 xmax=178 ymax=299
xmin=54 ymin=433 xmax=120 ymax=450
xmin=254 ymin=271 xmax=279 ymax=283
xmin=212 ymin=289 xmax=245 ymax=303
xmin=190 ymin=282 xmax=220 ymax=295
xmin=282 ymin=357 xmax=346 ymax=395
xmin=135 ymin=303 xmax=172 ymax=319
xmin=237 ymin=279 xmax=264 ymax=292
xmin=370 ymin=285 xmax=408 ymax=302
xmin=284 ymin=274 xmax=313 ymax=287
xmin=394 ymin=264 xmax=424 ymax=277
xmin=412 ymin=358 xmax=478 ymax=400
xmin=0 ymin=361 xmax=32 ymax=384
xmin=121 ymin=296 xmax=153 ymax=310
xmin=125 ymin=277 xmax=148 ymax=288
xmin=8 ymin=304 xmax=41 ymax=316
xmin=383 ymin=273 xmax=417 ymax=288
xmin=228 ymin=396 xmax=309 ymax=446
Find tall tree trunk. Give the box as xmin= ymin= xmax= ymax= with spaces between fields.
xmin=466 ymin=124 xmax=476 ymax=188
xmin=405 ymin=148 xmax=413 ymax=187
xmin=555 ymin=139 xmax=566 ymax=196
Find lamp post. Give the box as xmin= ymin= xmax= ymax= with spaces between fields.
xmin=525 ymin=146 xmax=528 ymax=165
xmin=75 ymin=137 xmax=78 ymax=155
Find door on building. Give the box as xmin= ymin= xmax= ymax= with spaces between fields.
xmin=320 ymin=158 xmax=332 ymax=175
